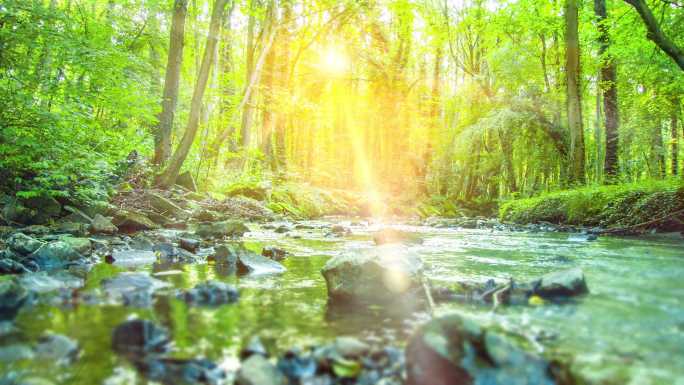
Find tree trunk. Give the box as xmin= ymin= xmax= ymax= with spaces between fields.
xmin=672 ymin=104 xmax=679 ymax=176
xmin=154 ymin=0 xmax=188 ymax=165
xmin=157 ymin=0 xmax=229 ymax=187
xmin=272 ymin=1 xmax=291 ymax=177
xmin=240 ymin=0 xmax=256 ymax=149
xmin=565 ymin=0 xmax=585 ymax=184
xmin=595 ymin=0 xmax=619 ymax=182
xmin=653 ymin=123 xmax=665 ymax=178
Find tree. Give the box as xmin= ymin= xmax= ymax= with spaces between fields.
xmin=154 ymin=0 xmax=188 ymax=166
xmin=157 ymin=0 xmax=230 ymax=187
xmin=623 ymin=0 xmax=684 ymax=72
xmin=565 ymin=0 xmax=585 ymax=184
xmin=595 ymin=0 xmax=619 ymax=182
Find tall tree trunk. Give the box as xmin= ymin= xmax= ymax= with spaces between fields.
xmin=240 ymin=0 xmax=256 ymax=148
xmin=653 ymin=122 xmax=665 ymax=178
xmin=595 ymin=0 xmax=619 ymax=182
xmin=154 ymin=0 xmax=188 ymax=165
xmin=157 ymin=0 xmax=229 ymax=187
xmin=272 ymin=1 xmax=291 ymax=177
xmin=672 ymin=103 xmax=679 ymax=176
xmin=565 ymin=0 xmax=585 ymax=184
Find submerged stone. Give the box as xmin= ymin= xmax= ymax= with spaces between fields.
xmin=111 ymin=319 xmax=171 ymax=360
xmin=0 ymin=279 xmax=31 ymax=321
xmin=406 ymin=314 xmax=564 ymax=385
xmin=135 ymin=357 xmax=226 ymax=385
xmin=102 ymin=272 xmax=170 ymax=307
xmin=261 ymin=246 xmax=288 ymax=261
xmin=34 ymin=333 xmax=80 ymax=364
xmin=178 ymin=280 xmax=239 ymax=306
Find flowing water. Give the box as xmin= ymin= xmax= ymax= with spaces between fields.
xmin=2 ymin=221 xmax=684 ymax=385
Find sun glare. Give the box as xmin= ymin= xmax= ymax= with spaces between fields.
xmin=320 ymin=47 xmax=349 ymax=75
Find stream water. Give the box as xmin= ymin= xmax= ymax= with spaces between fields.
xmin=2 ymin=221 xmax=684 ymax=385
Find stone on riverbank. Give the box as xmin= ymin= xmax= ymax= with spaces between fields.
xmin=406 ymin=314 xmax=566 ymax=385
xmin=29 ymin=241 xmax=83 ymax=270
xmin=236 ymin=355 xmax=287 ymax=385
xmin=196 ymin=220 xmax=249 ymax=239
xmin=113 ymin=210 xmax=159 ymax=232
xmin=90 ymin=214 xmax=118 ymax=234
xmin=321 ymin=246 xmax=425 ymax=306
xmin=7 ymin=233 xmax=44 ymax=255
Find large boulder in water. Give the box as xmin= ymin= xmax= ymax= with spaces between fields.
xmin=406 ymin=314 xmax=567 ymax=385
xmin=178 ymin=281 xmax=239 ymax=306
xmin=111 ymin=319 xmax=171 ymax=360
xmin=321 ymin=246 xmax=425 ymax=306
xmin=0 ymin=279 xmax=31 ymax=320
xmin=213 ymin=244 xmax=286 ymax=275
xmin=532 ymin=268 xmax=588 ymax=298
xmin=197 ymin=220 xmax=249 ymax=239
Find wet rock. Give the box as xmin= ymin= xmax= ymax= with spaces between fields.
xmin=261 ymin=246 xmax=288 ymax=261
xmin=154 ymin=243 xmax=179 ymax=259
xmin=196 ymin=220 xmax=249 ymax=239
xmin=55 ymin=222 xmax=88 ymax=237
xmin=129 ymin=234 xmax=155 ymax=251
xmin=102 ymin=272 xmax=170 ymax=306
xmin=20 ymin=225 xmax=51 ymax=236
xmin=63 ymin=205 xmax=94 ymax=223
xmin=372 ymin=229 xmax=423 ymax=245
xmin=90 ymin=214 xmax=118 ymax=234
xmin=0 ymin=344 xmax=34 ymax=362
xmin=0 ymin=258 xmax=29 ymax=274
xmin=144 ymin=192 xmax=187 ymax=218
xmin=331 ymin=337 xmax=369 ymax=358
xmin=136 ymin=357 xmax=226 ymax=385
xmin=321 ymin=247 xmax=425 ymax=306
xmin=277 ymin=349 xmax=317 ymax=383
xmin=274 ymin=225 xmax=292 ymax=234
xmin=7 ymin=233 xmax=44 ymax=255
xmin=236 ymin=354 xmax=287 ymax=385
xmin=179 ymin=281 xmax=239 ymax=306
xmin=532 ymin=268 xmax=588 ymax=298
xmin=330 ymin=225 xmax=351 ymax=236
xmin=227 ymin=184 xmax=269 ymax=201
xmin=0 ymin=279 xmax=31 ymax=320
xmin=241 ymin=336 xmax=268 ymax=360
xmin=459 ymin=218 xmax=479 ymax=229
xmin=237 ymin=250 xmax=286 ymax=275
xmin=35 ymin=333 xmax=79 ymax=364
xmin=179 ymin=238 xmax=200 ymax=253
xmin=192 ymin=209 xmax=220 ymax=222
xmin=406 ymin=314 xmax=564 ymax=385
xmin=29 ymin=241 xmax=82 ymax=270
xmin=107 ymin=249 xmax=156 ymax=266
xmin=112 ymin=319 xmax=171 ymax=360
xmin=19 ymin=272 xmax=83 ymax=293
xmin=59 ymin=236 xmax=91 ymax=255
xmin=177 ymin=171 xmax=198 ymax=192
xmin=113 ymin=210 xmax=160 ymax=232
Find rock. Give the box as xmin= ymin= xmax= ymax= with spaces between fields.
xmin=35 ymin=333 xmax=79 ymax=364
xmin=19 ymin=272 xmax=83 ymax=293
xmin=0 ymin=344 xmax=34 ymax=362
xmin=29 ymin=241 xmax=82 ymax=270
xmin=237 ymin=251 xmax=287 ymax=275
xmin=330 ymin=225 xmax=351 ymax=236
xmin=153 ymin=243 xmax=178 ymax=259
xmin=102 ymin=272 xmax=170 ymax=306
xmin=111 ymin=319 xmax=170 ymax=360
xmin=274 ymin=224 xmax=292 ymax=234
xmin=212 ymin=244 xmax=239 ymax=265
xmin=107 ymin=250 xmax=156 ymax=267
xmin=113 ymin=210 xmax=160 ymax=232
xmin=144 ymin=192 xmax=187 ymax=218
xmin=532 ymin=268 xmax=588 ymax=298
xmin=277 ymin=349 xmax=317 ymax=383
xmin=236 ymin=354 xmax=287 ymax=385
xmin=0 ymin=258 xmax=30 ymax=274
xmin=406 ymin=314 xmax=563 ymax=385
xmin=63 ymin=205 xmax=93 ymax=223
xmin=192 ymin=209 xmax=219 ymax=222
xmin=129 ymin=234 xmax=155 ymax=251
xmin=59 ymin=236 xmax=91 ymax=255
xmin=179 ymin=238 xmax=200 ymax=253
xmin=331 ymin=337 xmax=369 ymax=358
xmin=261 ymin=246 xmax=288 ymax=261
xmin=372 ymin=229 xmax=423 ymax=245
xmin=0 ymin=279 xmax=31 ymax=320
xmin=55 ymin=222 xmax=88 ymax=237
xmin=136 ymin=357 xmax=226 ymax=385
xmin=177 ymin=171 xmax=198 ymax=192
xmin=321 ymin=246 xmax=424 ymax=306
xmin=2 ymin=195 xmax=61 ymax=225
xmin=7 ymin=233 xmax=44 ymax=255
xmin=227 ymin=184 xmax=269 ymax=201
xmin=178 ymin=281 xmax=239 ymax=306
xmin=241 ymin=336 xmax=268 ymax=360
xmin=90 ymin=214 xmax=118 ymax=234
xmin=196 ymin=220 xmax=249 ymax=239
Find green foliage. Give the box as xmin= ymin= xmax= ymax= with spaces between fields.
xmin=500 ymin=179 xmax=684 ymax=229
xmin=268 ymin=183 xmax=352 ymax=219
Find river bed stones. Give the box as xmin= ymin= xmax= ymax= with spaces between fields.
xmin=111 ymin=319 xmax=171 ymax=360
xmin=196 ymin=220 xmax=249 ymax=239
xmin=178 ymin=280 xmax=239 ymax=306
xmin=90 ymin=214 xmax=118 ymax=234
xmin=321 ymin=246 xmax=425 ymax=306
xmin=261 ymin=246 xmax=288 ymax=261
xmin=213 ymin=244 xmax=286 ymax=275
xmin=113 ymin=210 xmax=159 ymax=232
xmin=406 ymin=314 xmax=567 ymax=385
xmin=236 ymin=355 xmax=287 ymax=385
xmin=0 ymin=279 xmax=32 ymax=320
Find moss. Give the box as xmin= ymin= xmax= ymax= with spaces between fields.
xmin=499 ymin=179 xmax=684 ymax=230
xmin=267 ymin=183 xmax=356 ymax=219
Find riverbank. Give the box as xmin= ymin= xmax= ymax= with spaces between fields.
xmin=499 ymin=179 xmax=684 ymax=234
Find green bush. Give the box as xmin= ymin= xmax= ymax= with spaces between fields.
xmin=499 ymin=179 xmax=684 ymax=229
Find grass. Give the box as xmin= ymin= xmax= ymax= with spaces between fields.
xmin=499 ymin=179 xmax=684 ymax=230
